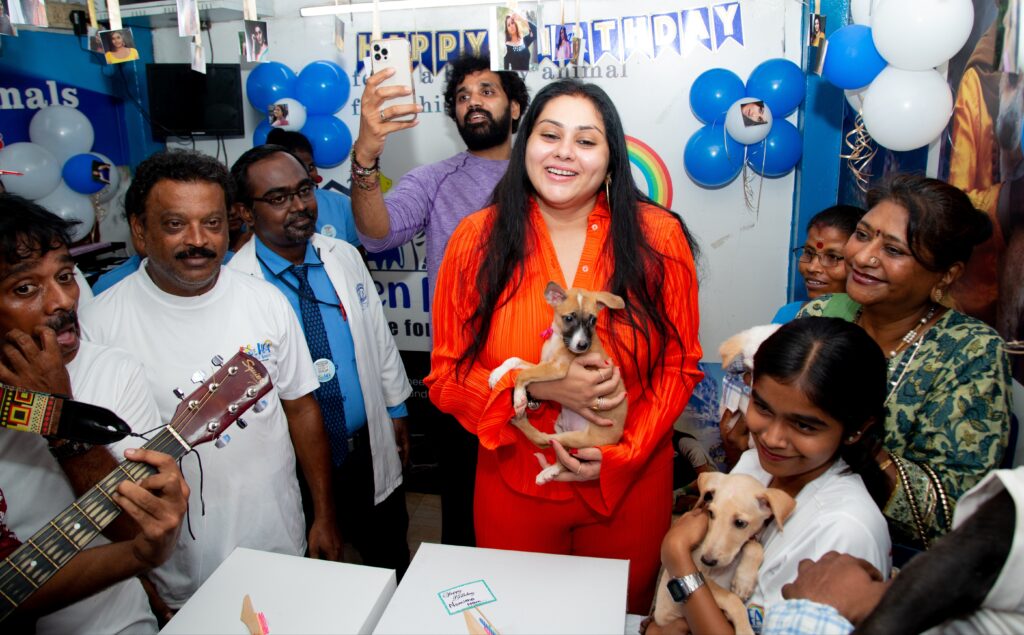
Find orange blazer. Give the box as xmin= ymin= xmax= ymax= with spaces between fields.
xmin=427 ymin=196 xmax=703 ymax=517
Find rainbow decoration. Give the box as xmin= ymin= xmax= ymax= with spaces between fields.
xmin=626 ymin=135 xmax=673 ymax=208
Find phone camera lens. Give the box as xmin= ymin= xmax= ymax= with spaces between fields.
xmin=382 ymin=48 xmax=389 ymax=56
xmin=373 ymin=44 xmax=380 ymax=51
xmin=374 ymin=53 xmax=381 ymax=60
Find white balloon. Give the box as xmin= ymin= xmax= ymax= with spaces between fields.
xmin=850 ymin=0 xmax=883 ymax=26
xmin=845 ymin=87 xmax=868 ymax=114
xmin=862 ymin=66 xmax=953 ymax=151
xmin=871 ymin=0 xmax=974 ymax=71
xmin=725 ymin=98 xmax=773 ymax=145
xmin=267 ymin=98 xmax=307 ymax=133
xmin=99 ymin=181 xmax=132 ymax=247
xmin=91 ymin=152 xmax=123 ymax=203
xmin=29 ymin=106 xmax=96 ymax=166
xmin=36 ymin=181 xmax=96 ymax=242
xmin=0 ymin=142 xmax=62 ymax=200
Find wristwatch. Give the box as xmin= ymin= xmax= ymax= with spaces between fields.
xmin=666 ymin=571 xmax=706 ymax=604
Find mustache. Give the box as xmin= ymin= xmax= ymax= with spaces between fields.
xmin=463 ymin=107 xmax=494 ymax=125
xmin=175 ymin=246 xmax=218 ymax=260
xmin=285 ymin=210 xmax=315 ymax=227
xmin=46 ymin=309 xmax=78 ymax=333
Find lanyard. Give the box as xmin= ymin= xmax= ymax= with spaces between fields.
xmin=256 ymin=251 xmax=348 ymax=321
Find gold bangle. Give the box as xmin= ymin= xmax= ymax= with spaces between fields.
xmin=878 ymin=458 xmax=893 ymax=472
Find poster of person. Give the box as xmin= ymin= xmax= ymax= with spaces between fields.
xmin=191 ymin=38 xmax=205 ymax=73
xmin=553 ymin=23 xmax=573 ymax=62
xmin=177 ymin=0 xmax=200 ymax=37
xmin=100 ymin=28 xmax=140 ymax=65
xmin=244 ymin=19 xmax=268 ymax=62
xmin=808 ymin=13 xmax=826 ymax=75
xmin=741 ymin=100 xmax=769 ymax=126
xmin=268 ymin=102 xmax=288 ymax=127
xmin=87 ymin=26 xmax=104 ymax=53
xmin=492 ymin=6 xmax=538 ymax=72
xmin=808 ymin=13 xmax=826 ymax=47
xmin=18 ymin=0 xmax=45 ymax=27
xmin=0 ymin=0 xmax=17 ymax=36
xmin=92 ymin=160 xmax=112 ymax=185
xmin=935 ymin=0 xmax=1024 ymax=380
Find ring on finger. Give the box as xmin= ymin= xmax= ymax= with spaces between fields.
xmin=593 ymin=396 xmax=604 ymax=411
xmin=380 ymin=109 xmax=387 ymax=122
xmin=576 ymin=461 xmax=583 ymax=475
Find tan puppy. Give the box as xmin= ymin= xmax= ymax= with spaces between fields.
xmin=488 ymin=281 xmax=626 ymax=483
xmin=654 ymin=472 xmax=795 ymax=635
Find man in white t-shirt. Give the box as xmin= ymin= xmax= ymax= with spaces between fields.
xmin=80 ymin=149 xmax=342 ymax=611
xmin=0 ymin=194 xmax=188 ymax=633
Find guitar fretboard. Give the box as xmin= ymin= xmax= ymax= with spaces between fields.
xmin=0 ymin=427 xmax=185 ymax=620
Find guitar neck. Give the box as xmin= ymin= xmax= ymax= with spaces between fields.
xmin=0 ymin=428 xmax=185 ymax=621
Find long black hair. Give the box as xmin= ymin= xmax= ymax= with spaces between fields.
xmin=457 ymin=79 xmax=700 ymax=388
xmin=753 ymin=317 xmax=889 ymax=507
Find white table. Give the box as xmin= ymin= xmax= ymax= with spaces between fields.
xmin=373 ymin=543 xmax=629 ymax=635
xmin=161 ymin=547 xmax=396 ymax=634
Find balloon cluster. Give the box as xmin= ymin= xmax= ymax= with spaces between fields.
xmin=684 ymin=59 xmax=806 ymax=188
xmin=0 ymin=107 xmax=120 ymax=242
xmin=823 ymin=0 xmax=972 ymax=151
xmin=246 ymin=60 xmax=353 ymax=167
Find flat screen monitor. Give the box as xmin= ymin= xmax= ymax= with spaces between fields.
xmin=145 ymin=63 xmax=245 ymax=139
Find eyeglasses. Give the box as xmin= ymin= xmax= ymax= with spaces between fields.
xmin=792 ymin=246 xmax=844 ymax=268
xmin=252 ymin=184 xmax=315 ymax=210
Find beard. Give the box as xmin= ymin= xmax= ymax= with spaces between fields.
xmin=283 ymin=209 xmax=316 ymax=243
xmin=456 ymin=105 xmax=512 ymax=152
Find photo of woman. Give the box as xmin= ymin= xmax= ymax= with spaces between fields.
xmin=496 ymin=8 xmax=537 ymax=71
xmin=101 ymin=28 xmax=140 ymax=65
xmin=741 ymin=100 xmax=769 ymax=126
xmin=268 ymin=102 xmax=289 ymax=127
xmin=245 ymin=19 xmax=269 ymax=62
xmin=554 ymin=25 xmax=572 ymax=62
xmin=809 ymin=13 xmax=826 ymax=47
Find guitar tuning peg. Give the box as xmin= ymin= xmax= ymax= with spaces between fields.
xmin=190 ymin=370 xmax=207 ymax=384
xmin=173 ymin=388 xmax=185 ymax=400
xmin=252 ymin=399 xmax=268 ymax=414
xmin=215 ymin=434 xmax=232 ymax=449
xmin=211 ymin=355 xmax=224 ymax=367
xmin=236 ymin=418 xmax=248 ymax=429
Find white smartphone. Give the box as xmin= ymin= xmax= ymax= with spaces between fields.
xmin=370 ymin=38 xmax=417 ymax=122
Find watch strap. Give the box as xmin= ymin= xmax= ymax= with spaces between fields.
xmin=666 ymin=571 xmax=705 ymax=603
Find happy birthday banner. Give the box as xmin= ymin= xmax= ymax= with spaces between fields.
xmin=354 ymin=1 xmax=743 ymax=75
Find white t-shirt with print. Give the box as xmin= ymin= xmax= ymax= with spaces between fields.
xmin=80 ymin=263 xmax=319 ymax=608
xmin=0 ymin=341 xmax=162 ymax=634
xmin=731 ymin=449 xmax=891 ymax=631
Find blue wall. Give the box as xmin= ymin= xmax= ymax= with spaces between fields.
xmin=0 ymin=27 xmax=161 ymax=168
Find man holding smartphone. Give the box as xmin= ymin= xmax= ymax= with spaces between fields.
xmin=349 ymin=53 xmax=528 ymax=548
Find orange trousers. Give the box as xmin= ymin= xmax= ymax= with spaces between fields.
xmin=473 ymin=447 xmax=672 ymax=615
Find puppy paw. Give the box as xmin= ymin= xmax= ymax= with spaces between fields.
xmin=535 ymin=464 xmax=562 ymax=485
xmin=731 ymin=574 xmax=756 ymax=602
xmin=488 ymin=357 xmax=524 ymax=389
xmin=533 ymin=452 xmax=552 ymax=469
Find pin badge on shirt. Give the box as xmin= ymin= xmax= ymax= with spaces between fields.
xmin=314 ymin=358 xmax=336 ymax=383
xmin=321 ymin=224 xmax=337 ymax=238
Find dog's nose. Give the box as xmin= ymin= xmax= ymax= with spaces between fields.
xmin=700 ymin=555 xmax=718 ymax=567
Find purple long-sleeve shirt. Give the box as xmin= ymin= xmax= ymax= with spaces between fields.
xmin=357 ymin=151 xmax=509 ymax=299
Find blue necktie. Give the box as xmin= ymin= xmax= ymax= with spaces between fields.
xmin=290 ymin=264 xmax=348 ymax=467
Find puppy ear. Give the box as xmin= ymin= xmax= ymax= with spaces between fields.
xmin=759 ymin=488 xmax=796 ymax=530
xmin=697 ymin=472 xmax=724 ymax=501
xmin=593 ymin=291 xmax=625 ymax=311
xmin=544 ymin=281 xmax=568 ymax=307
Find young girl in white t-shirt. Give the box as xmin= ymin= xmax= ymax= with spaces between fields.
xmin=649 ymin=318 xmax=892 ymax=635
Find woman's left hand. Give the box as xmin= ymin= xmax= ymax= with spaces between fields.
xmin=550 ymin=439 xmax=602 ymax=481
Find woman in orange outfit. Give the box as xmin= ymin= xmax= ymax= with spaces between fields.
xmin=426 ymin=79 xmax=703 ymax=613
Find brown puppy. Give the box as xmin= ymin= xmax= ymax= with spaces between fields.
xmin=654 ymin=472 xmax=795 ymax=635
xmin=488 ymin=281 xmax=626 ymax=483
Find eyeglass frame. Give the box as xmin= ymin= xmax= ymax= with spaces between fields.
xmin=251 ymin=181 xmax=317 ymax=210
xmin=792 ymin=245 xmax=844 ymax=268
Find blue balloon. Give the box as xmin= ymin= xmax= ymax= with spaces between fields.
xmin=246 ymin=62 xmax=297 ymax=112
xmin=822 ymin=25 xmax=887 ymax=90
xmin=747 ymin=120 xmax=802 ymax=177
xmin=746 ymin=58 xmax=806 ymax=118
xmin=301 ymin=116 xmax=352 ymax=168
xmin=253 ymin=120 xmax=272 ymax=146
xmin=684 ymin=124 xmax=745 ymax=188
xmin=61 ymin=153 xmax=105 ymax=195
xmin=296 ymin=61 xmax=350 ymax=116
xmin=690 ymin=69 xmax=746 ymax=124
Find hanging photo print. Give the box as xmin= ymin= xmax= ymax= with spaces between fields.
xmin=18 ymin=0 xmax=46 ymax=27
xmin=177 ymin=0 xmax=200 ymax=37
xmin=100 ymin=28 xmax=140 ymax=64
xmin=492 ymin=6 xmax=539 ymax=72
xmin=191 ymin=37 xmax=206 ymax=73
xmin=334 ymin=15 xmax=345 ymax=51
xmin=0 ymin=0 xmax=17 ymax=36
xmin=244 ymin=19 xmax=268 ymax=62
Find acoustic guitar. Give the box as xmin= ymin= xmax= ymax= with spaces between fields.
xmin=0 ymin=351 xmax=272 ymax=623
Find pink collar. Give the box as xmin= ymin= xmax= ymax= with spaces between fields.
xmin=540 ymin=327 xmax=554 ymax=340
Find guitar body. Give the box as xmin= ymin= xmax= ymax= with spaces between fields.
xmin=0 ymin=352 xmax=272 ymax=623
